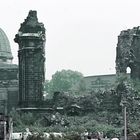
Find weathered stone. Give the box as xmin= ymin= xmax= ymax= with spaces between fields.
xmin=116 ymin=26 xmax=140 ymax=79
xmin=0 ymin=28 xmax=18 ymax=114
xmin=14 ymin=10 xmax=46 ymax=107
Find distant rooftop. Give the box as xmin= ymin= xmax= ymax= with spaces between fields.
xmin=84 ymin=73 xmax=116 ymax=78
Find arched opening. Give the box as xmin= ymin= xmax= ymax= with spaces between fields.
xmin=126 ymin=67 xmax=131 ymax=74
xmin=126 ymin=67 xmax=131 ymax=79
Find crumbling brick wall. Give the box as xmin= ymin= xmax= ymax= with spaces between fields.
xmin=116 ymin=26 xmax=140 ymax=79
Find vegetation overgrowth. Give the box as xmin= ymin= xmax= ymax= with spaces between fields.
xmin=10 ymin=71 xmax=140 ymax=138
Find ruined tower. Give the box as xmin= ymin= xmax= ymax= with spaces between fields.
xmin=116 ymin=26 xmax=140 ymax=80
xmin=14 ymin=10 xmax=46 ymax=107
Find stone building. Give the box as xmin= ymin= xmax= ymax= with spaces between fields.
xmin=1 ymin=10 xmax=138 ymax=113
xmin=14 ymin=10 xmax=46 ymax=108
xmin=0 ymin=11 xmax=46 ymax=113
xmin=0 ymin=28 xmax=18 ymax=114
xmin=116 ymin=26 xmax=140 ymax=79
xmin=83 ymin=74 xmax=130 ymax=92
xmin=84 ymin=74 xmax=117 ymax=92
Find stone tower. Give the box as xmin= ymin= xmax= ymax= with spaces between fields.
xmin=14 ymin=10 xmax=46 ymax=107
xmin=116 ymin=26 xmax=140 ymax=80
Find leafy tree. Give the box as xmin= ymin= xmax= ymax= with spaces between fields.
xmin=78 ymin=79 xmax=86 ymax=92
xmin=45 ymin=70 xmax=84 ymax=93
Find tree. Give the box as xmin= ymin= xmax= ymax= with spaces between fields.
xmin=44 ymin=80 xmax=51 ymax=93
xmin=46 ymin=69 xmax=84 ymax=93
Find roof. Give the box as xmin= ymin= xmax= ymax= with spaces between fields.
xmin=0 ymin=28 xmax=13 ymax=60
xmin=84 ymin=73 xmax=116 ymax=79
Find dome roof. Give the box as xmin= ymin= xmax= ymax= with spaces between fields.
xmin=0 ymin=28 xmax=13 ymax=60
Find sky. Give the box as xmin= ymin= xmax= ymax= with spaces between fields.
xmin=0 ymin=0 xmax=140 ymax=79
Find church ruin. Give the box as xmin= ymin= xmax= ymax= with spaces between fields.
xmin=116 ymin=26 xmax=140 ymax=79
xmin=1 ymin=10 xmax=140 ymax=113
xmin=14 ymin=10 xmax=46 ymax=108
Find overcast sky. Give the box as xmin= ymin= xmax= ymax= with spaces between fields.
xmin=0 ymin=0 xmax=140 ymax=79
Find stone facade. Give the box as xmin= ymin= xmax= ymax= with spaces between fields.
xmin=83 ymin=74 xmax=130 ymax=92
xmin=0 ymin=28 xmax=18 ymax=114
xmin=14 ymin=11 xmax=46 ymax=108
xmin=84 ymin=74 xmax=117 ymax=92
xmin=116 ymin=27 xmax=140 ymax=79
xmin=0 ymin=64 xmax=18 ymax=113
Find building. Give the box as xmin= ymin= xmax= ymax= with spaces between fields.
xmin=116 ymin=26 xmax=140 ymax=79
xmin=84 ymin=74 xmax=117 ymax=92
xmin=0 ymin=28 xmax=18 ymax=114
xmin=0 ymin=10 xmax=134 ymax=113
xmin=14 ymin=10 xmax=46 ymax=108
xmin=0 ymin=11 xmax=47 ymax=113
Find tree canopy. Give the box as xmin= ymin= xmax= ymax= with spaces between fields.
xmin=44 ymin=69 xmax=84 ymax=94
